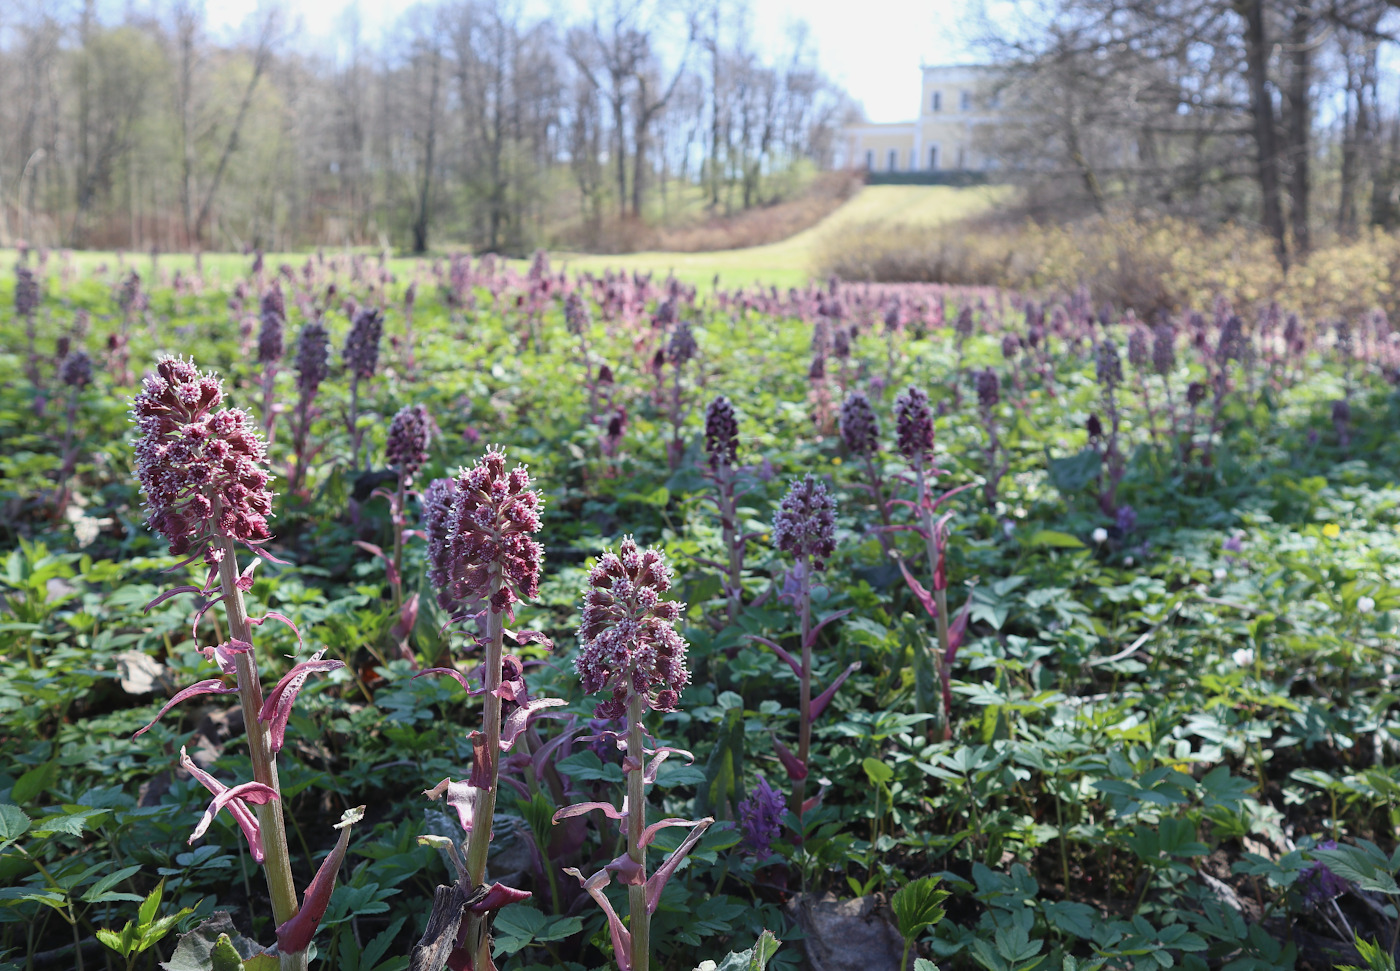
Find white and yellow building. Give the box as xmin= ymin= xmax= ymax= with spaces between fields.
xmin=840 ymin=65 xmax=1003 ymax=173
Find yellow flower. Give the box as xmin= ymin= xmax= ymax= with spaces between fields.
xmin=831 ymin=457 xmax=843 ymax=466
xmin=1323 ymin=523 xmax=1341 ymax=539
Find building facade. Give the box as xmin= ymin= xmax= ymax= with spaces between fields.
xmin=840 ymin=65 xmax=1003 ymax=173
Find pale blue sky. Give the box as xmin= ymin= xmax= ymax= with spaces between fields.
xmin=202 ymin=0 xmax=973 ymax=124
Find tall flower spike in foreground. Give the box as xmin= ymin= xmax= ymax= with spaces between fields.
xmin=372 ymin=403 xmax=435 ymax=633
xmin=704 ymin=396 xmax=748 ymax=624
xmin=556 ymin=537 xmax=710 ymax=971
xmin=131 ymin=357 xmax=353 ymax=969
xmin=410 ymin=447 xmax=552 ymax=971
xmin=894 ymin=386 xmax=934 ymax=462
xmin=752 ymin=475 xmax=856 ymax=821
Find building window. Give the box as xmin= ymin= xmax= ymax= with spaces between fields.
xmin=911 ymin=148 xmax=918 ymax=169
xmin=931 ymin=90 xmax=941 ymax=112
xmin=865 ymin=150 xmax=873 ymax=170
xmin=887 ymin=149 xmax=898 ymax=172
xmin=929 ymin=146 xmax=939 ymax=170
xmin=957 ymin=146 xmax=967 ymax=169
xmin=960 ymin=90 xmax=972 ymax=111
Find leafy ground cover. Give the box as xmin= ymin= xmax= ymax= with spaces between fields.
xmin=1 ymin=251 xmax=1399 ymax=971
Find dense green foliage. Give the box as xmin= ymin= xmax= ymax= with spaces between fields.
xmin=2 ymin=253 xmax=1399 ymax=971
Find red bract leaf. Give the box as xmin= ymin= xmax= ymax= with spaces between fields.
xmin=927 ymin=481 xmax=975 ymax=514
xmin=771 ymin=735 xmax=808 ymax=781
xmin=946 ymin=588 xmax=976 ymax=661
xmin=641 ymin=746 xmax=695 ymax=785
xmin=353 ymin=540 xmax=386 ymax=560
xmin=897 ymin=558 xmax=938 ymax=619
xmin=195 ymin=639 xmax=253 ymax=677
xmin=276 ymin=806 xmax=364 ymax=954
xmin=500 ymin=698 xmax=567 ymax=751
xmin=604 ymin=853 xmax=645 ymax=885
xmin=258 ymin=651 xmax=345 ymax=754
xmin=553 ymin=800 xmax=627 ymax=824
xmin=414 ymin=666 xmax=481 ymax=695
xmin=143 ymin=585 xmax=203 ymax=613
xmin=804 ymin=608 xmax=853 ymax=650
xmin=425 ymin=778 xmax=479 ymax=835
xmin=179 ymin=747 xmax=276 ymax=862
xmin=467 ymin=732 xmax=494 ymax=789
xmin=810 ymin=662 xmax=861 ymax=722
xmin=562 ymin=868 xmax=631 ymax=971
xmin=133 ymin=679 xmax=238 ymax=738
xmin=469 ymin=882 xmax=531 ymax=913
xmin=251 ymin=610 xmax=304 ymax=649
xmin=743 ymin=635 xmax=802 ymax=678
xmin=531 ymin=721 xmax=580 ymax=779
xmin=236 ymin=558 xmax=260 ymax=591
xmin=393 ymin=592 xmax=420 ymax=640
xmin=504 ymin=627 xmax=554 ymax=650
xmin=644 ymin=818 xmax=713 ymax=914
xmin=639 ymin=817 xmax=706 ymax=849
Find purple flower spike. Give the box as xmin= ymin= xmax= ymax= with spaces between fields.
xmin=295 ymin=318 xmax=330 ymax=396
xmin=258 ymin=651 xmax=346 ymax=755
xmin=131 ymin=357 xmax=275 ymax=568
xmin=258 ymin=285 xmax=285 ymax=365
xmin=61 ymin=351 xmax=92 ymax=389
xmin=425 ymin=447 xmax=544 ymax=620
xmin=343 ymin=306 xmax=383 ymax=379
xmin=575 ymin=537 xmax=690 ymax=718
xmin=704 ymin=396 xmax=738 ymax=469
xmin=839 ymin=391 xmax=879 ymax=456
xmin=773 ymin=474 xmax=836 ymax=571
xmin=894 ymin=386 xmax=934 ymax=461
xmin=385 ymin=403 xmax=434 ymax=481
xmin=738 ymin=775 xmax=784 ymax=856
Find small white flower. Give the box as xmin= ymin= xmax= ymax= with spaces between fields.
xmin=1232 ymin=648 xmax=1255 ymax=667
xmin=1213 ymin=567 xmax=1228 ymax=581
xmin=1092 ymin=527 xmax=1108 ymax=544
xmin=1358 ymin=596 xmax=1376 ymax=614
xmin=1124 ymin=556 xmax=1135 ymax=568
xmin=1002 ymin=521 xmax=1016 ymax=538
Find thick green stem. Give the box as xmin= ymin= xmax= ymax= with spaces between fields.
xmin=391 ymin=476 xmax=406 ymax=612
xmin=463 ymin=581 xmax=505 ymax=969
xmin=915 ymin=461 xmax=952 ymax=739
xmin=627 ymin=692 xmax=650 ymax=971
xmin=790 ymin=558 xmax=812 ymax=820
xmin=718 ymin=463 xmax=742 ymax=626
xmin=218 ymin=537 xmax=305 ymax=971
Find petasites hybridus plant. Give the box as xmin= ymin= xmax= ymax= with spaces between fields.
xmin=554 ymin=538 xmax=712 ymax=971
xmin=889 ymin=386 xmax=973 ymax=740
xmin=411 ymin=447 xmax=558 ymax=971
xmin=702 ymin=396 xmax=757 ymax=625
xmin=752 ymin=474 xmax=858 ymax=822
xmin=839 ymin=391 xmax=893 ymax=547
xmin=289 ymin=317 xmax=330 ymax=495
xmin=129 ymin=357 xmax=357 ymax=969
xmin=343 ymin=305 xmax=383 ymax=471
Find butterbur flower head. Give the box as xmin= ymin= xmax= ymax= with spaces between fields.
xmin=427 ymin=447 xmax=543 ymax=618
xmin=131 ymin=357 xmax=274 ymax=566
xmin=343 ymin=306 xmax=384 ymax=380
xmin=575 ymin=537 xmax=690 ymax=718
xmin=386 ymin=403 xmax=434 ymax=481
xmin=565 ymin=291 xmax=591 ymax=335
xmin=1001 ymin=334 xmax=1020 ymax=360
xmin=704 ymin=396 xmax=738 ymax=469
xmin=976 ymin=368 xmax=1000 ymax=409
xmin=839 ymin=391 xmax=879 ymax=456
xmin=258 ymin=285 xmax=286 ymax=364
xmin=295 ymin=318 xmax=330 ymax=397
xmin=1152 ymin=324 xmax=1176 ymax=375
xmin=1095 ymin=339 xmax=1122 ymax=388
xmin=421 ymin=477 xmax=457 ymax=595
xmin=61 ymin=351 xmax=92 ymax=389
xmin=955 ymin=305 xmax=974 ymax=340
xmin=894 ymin=386 xmax=934 ymax=461
xmin=773 ymin=474 xmax=836 ymax=570
xmin=738 ymin=774 xmax=784 ymax=857
xmin=668 ymin=322 xmax=697 ymax=367
xmin=1127 ymin=327 xmax=1149 ymax=369
xmin=14 ymin=265 xmax=38 ymax=317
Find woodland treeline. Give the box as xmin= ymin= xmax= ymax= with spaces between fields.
xmin=0 ymin=0 xmax=857 ymax=254
xmin=974 ymin=0 xmax=1400 ymax=266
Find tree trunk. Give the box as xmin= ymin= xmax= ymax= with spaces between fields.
xmin=412 ymin=42 xmax=442 ymax=255
xmin=1284 ymin=2 xmax=1312 ymax=256
xmin=1238 ymin=0 xmax=1288 ymax=267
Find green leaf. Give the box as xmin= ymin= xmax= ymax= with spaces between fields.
xmin=891 ymin=875 xmax=949 ymax=942
xmin=211 ymin=934 xmax=247 ymax=971
xmin=1048 ymin=448 xmax=1101 ymax=496
xmin=11 ymin=761 xmax=58 ymax=805
xmin=1027 ymin=530 xmax=1085 ymax=549
xmin=81 ymin=865 xmax=145 ymax=905
xmin=0 ymin=804 xmax=31 ymax=848
xmin=863 ymin=758 xmax=894 ymax=787
xmin=695 ymin=929 xmax=782 ymax=971
xmin=491 ymin=905 xmax=547 ymax=955
xmin=97 ymin=925 xmax=139 ymax=957
xmin=138 ymin=878 xmax=165 ymax=927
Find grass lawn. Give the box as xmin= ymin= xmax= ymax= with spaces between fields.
xmin=552 ymin=184 xmax=1009 ymax=290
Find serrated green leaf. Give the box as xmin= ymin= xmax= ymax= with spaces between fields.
xmin=0 ymin=803 xmax=32 ymax=846
xmin=11 ymin=761 xmax=58 ymax=805
xmin=891 ymin=875 xmax=949 ymax=941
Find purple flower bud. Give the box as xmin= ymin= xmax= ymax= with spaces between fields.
xmin=385 ymin=404 xmax=434 ymax=481
xmin=773 ymin=474 xmax=836 ymax=571
xmin=1086 ymin=414 xmax=1103 ymax=439
xmin=832 ymin=327 xmax=851 ymax=360
xmin=295 ymin=319 xmax=330 ymax=397
xmin=976 ymin=368 xmax=1000 ymax=409
xmin=131 ymin=357 xmax=275 ymax=566
xmin=954 ymin=305 xmax=974 ymax=340
xmin=668 ymin=322 xmax=696 ymax=366
xmin=1303 ymin=841 xmax=1349 ymax=905
xmin=894 ymin=386 xmax=934 ymax=461
xmin=1127 ymin=326 xmax=1150 ymax=369
xmin=1095 ymin=339 xmax=1123 ymax=388
xmin=1115 ymin=504 xmax=1137 ymax=534
xmin=60 ymin=350 xmax=92 ymax=389
xmin=575 ymin=537 xmax=690 ymax=718
xmin=704 ymin=396 xmax=738 ymax=469
xmin=1186 ymin=381 xmax=1207 ymax=407
xmin=258 ymin=285 xmax=286 ymax=365
xmin=1001 ymin=334 xmax=1020 ymax=360
xmin=565 ymin=291 xmax=591 ymax=335
xmin=1152 ymin=324 xmax=1175 ymax=375
xmin=839 ymin=391 xmax=879 ymax=456
xmin=14 ymin=265 xmax=39 ymax=317
xmin=738 ymin=774 xmax=784 ymax=857
xmin=425 ymin=447 xmax=544 ymax=619
xmin=343 ymin=306 xmax=383 ymax=380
